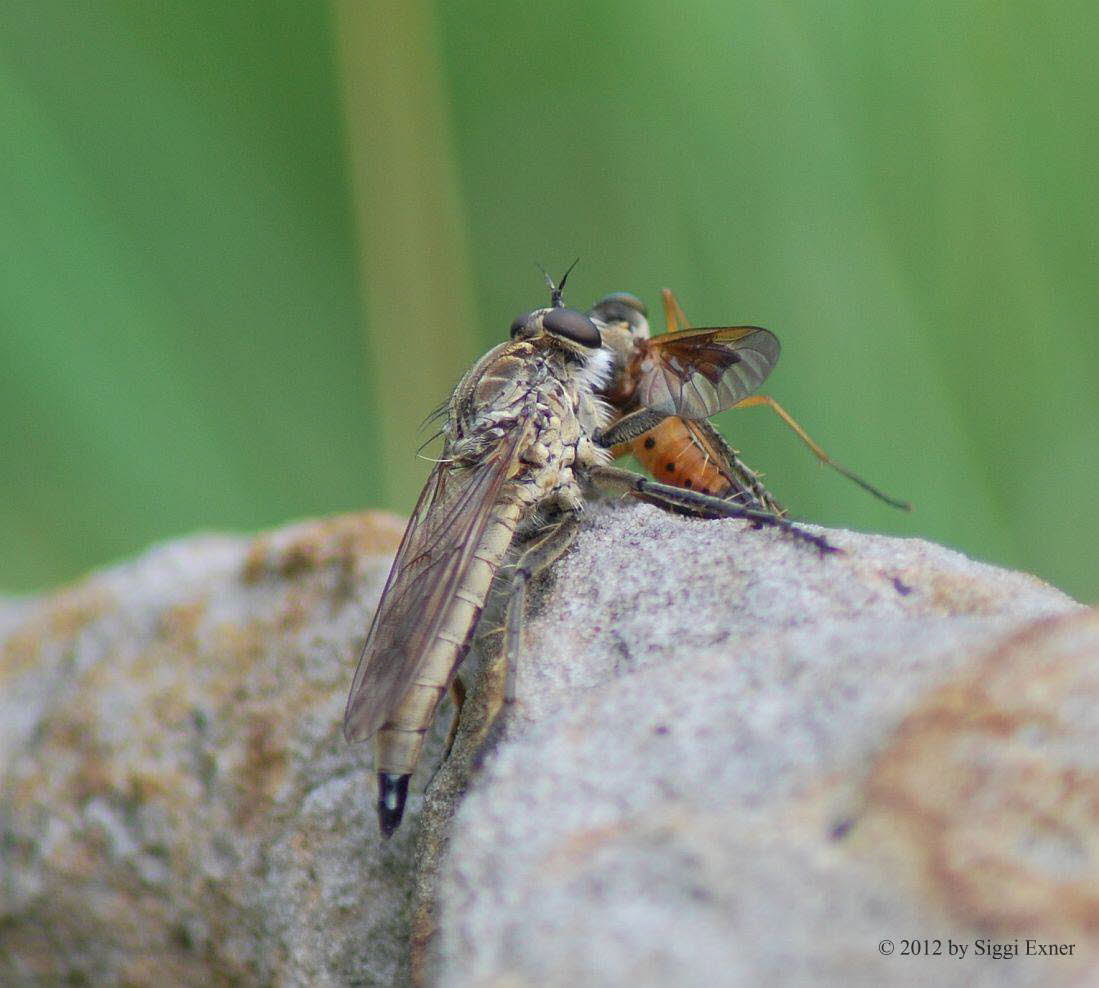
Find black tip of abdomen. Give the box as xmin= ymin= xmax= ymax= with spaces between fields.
xmin=377 ymin=773 xmax=410 ymax=838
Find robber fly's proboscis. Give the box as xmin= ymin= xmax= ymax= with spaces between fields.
xmin=344 ymin=274 xmax=905 ymax=836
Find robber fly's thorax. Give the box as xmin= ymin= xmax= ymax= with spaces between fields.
xmin=445 ymin=337 xmax=612 ymax=515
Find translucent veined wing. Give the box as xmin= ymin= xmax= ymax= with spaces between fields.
xmin=343 ymin=419 xmax=530 ymax=743
xmin=633 ymin=326 xmax=780 ymax=419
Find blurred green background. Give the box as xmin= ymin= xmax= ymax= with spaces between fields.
xmin=2 ymin=2 xmax=1097 ymax=601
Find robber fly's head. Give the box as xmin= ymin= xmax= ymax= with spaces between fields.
xmin=509 ymin=305 xmax=603 ymax=353
xmin=509 ymin=259 xmax=603 ymax=354
xmin=588 ymin=291 xmax=650 ymax=342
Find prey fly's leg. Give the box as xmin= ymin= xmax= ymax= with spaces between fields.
xmin=589 ymin=464 xmax=839 ymax=555
xmin=732 ymin=394 xmax=912 ymax=511
xmin=661 ymin=287 xmax=690 ymax=333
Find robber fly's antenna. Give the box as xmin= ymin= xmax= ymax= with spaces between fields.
xmin=555 ymin=257 xmax=580 ymax=305
xmin=536 ymin=257 xmax=580 ymax=307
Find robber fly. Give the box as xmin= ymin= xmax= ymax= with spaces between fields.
xmin=343 ymin=266 xmax=824 ymax=836
xmin=589 ymin=289 xmax=911 ymax=514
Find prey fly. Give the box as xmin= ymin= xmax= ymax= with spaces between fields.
xmin=590 ymin=289 xmax=911 ymax=514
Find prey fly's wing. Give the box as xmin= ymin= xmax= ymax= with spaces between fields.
xmin=633 ymin=326 xmax=780 ymax=419
xmin=343 ymin=418 xmax=530 ymax=743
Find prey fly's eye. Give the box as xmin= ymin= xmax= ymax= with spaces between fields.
xmin=589 ymin=292 xmax=648 ymax=329
xmin=542 ymin=307 xmax=602 ymax=348
xmin=510 ymin=311 xmax=537 ymax=339
xmin=595 ymin=292 xmax=647 ymax=316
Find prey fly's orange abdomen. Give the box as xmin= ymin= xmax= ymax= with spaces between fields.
xmin=631 ymin=419 xmax=727 ymax=497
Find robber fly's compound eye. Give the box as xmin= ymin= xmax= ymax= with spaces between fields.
xmin=510 ymin=311 xmax=538 ymax=340
xmin=589 ymin=291 xmax=648 ymax=329
xmin=542 ymin=307 xmax=602 ymax=348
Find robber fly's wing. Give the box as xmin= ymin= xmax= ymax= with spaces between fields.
xmin=634 ymin=326 xmax=780 ymax=419
xmin=343 ymin=421 xmax=528 ymax=743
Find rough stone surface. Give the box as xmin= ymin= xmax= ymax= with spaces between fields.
xmin=1 ymin=502 xmax=1094 ymax=986
xmin=0 ymin=513 xmax=421 ymax=986
xmin=430 ymin=503 xmax=1092 ymax=987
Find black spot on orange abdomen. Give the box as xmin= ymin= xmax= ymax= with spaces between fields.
xmin=631 ymin=418 xmax=733 ymax=499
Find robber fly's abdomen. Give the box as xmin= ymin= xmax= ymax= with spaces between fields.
xmin=374 ymin=497 xmax=524 ymax=777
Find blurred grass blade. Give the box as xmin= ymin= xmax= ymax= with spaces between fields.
xmin=332 ymin=0 xmax=477 ymax=510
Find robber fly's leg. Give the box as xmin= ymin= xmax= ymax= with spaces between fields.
xmin=594 ymin=409 xmax=669 ymax=450
xmin=500 ymin=515 xmax=582 ymax=703
xmin=732 ymin=394 xmax=912 ymax=511
xmin=686 ymin=418 xmax=785 ymax=517
xmin=460 ymin=516 xmax=581 ymax=768
xmin=425 ymin=674 xmax=470 ymax=792
xmin=589 ymin=464 xmax=839 ymax=555
xmin=440 ymin=675 xmax=467 ymax=762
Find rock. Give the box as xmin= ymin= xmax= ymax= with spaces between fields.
xmin=428 ymin=503 xmax=1091 ymax=987
xmin=0 ymin=513 xmax=422 ymax=986
xmin=863 ymin=608 xmax=1099 ymax=936
xmin=1 ymin=502 xmax=1091 ymax=986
